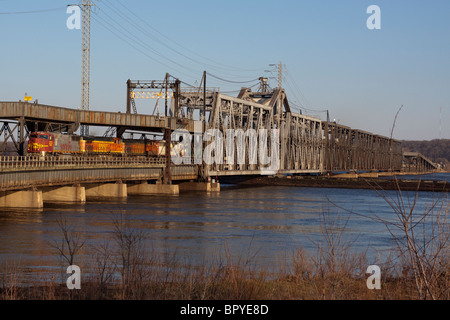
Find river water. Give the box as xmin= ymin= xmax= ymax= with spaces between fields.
xmin=0 ymin=173 xmax=448 ymax=285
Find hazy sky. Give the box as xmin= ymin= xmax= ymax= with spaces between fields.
xmin=0 ymin=0 xmax=449 ymax=140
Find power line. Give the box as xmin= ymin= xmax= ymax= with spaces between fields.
xmin=91 ymin=14 xmax=193 ymax=79
xmin=206 ymin=72 xmax=260 ymax=84
xmin=284 ymin=70 xmax=313 ymax=110
xmin=91 ymin=10 xmax=199 ymax=78
xmin=80 ymin=0 xmax=93 ymax=136
xmin=111 ymin=0 xmax=262 ymax=74
xmin=101 ymin=0 xmax=204 ymax=65
xmin=0 ymin=7 xmax=66 ymax=14
xmin=94 ymin=8 xmax=262 ymax=87
xmin=101 ymin=0 xmax=230 ymax=74
xmin=99 ymin=0 xmax=263 ymax=79
xmin=92 ymin=0 xmax=266 ymax=87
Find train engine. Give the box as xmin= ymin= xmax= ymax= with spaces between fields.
xmin=27 ymin=132 xmax=125 ymax=156
xmin=27 ymin=132 xmax=169 ymax=157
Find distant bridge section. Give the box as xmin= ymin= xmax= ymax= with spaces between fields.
xmin=322 ymin=122 xmax=403 ymax=172
xmin=402 ymin=152 xmax=438 ymax=172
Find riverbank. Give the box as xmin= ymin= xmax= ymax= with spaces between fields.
xmin=0 ymin=248 xmax=446 ymax=300
xmin=238 ymin=174 xmax=449 ymax=192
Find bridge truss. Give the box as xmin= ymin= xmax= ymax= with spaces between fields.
xmin=0 ymin=74 xmax=423 ymax=182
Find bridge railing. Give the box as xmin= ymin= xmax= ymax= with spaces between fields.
xmin=0 ymin=155 xmax=166 ymax=171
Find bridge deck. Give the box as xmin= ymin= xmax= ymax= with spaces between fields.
xmin=0 ymin=156 xmax=198 ymax=191
xmin=0 ymin=101 xmax=193 ymax=132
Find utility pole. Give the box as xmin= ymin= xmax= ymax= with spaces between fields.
xmin=80 ymin=0 xmax=92 ymax=136
xmin=203 ymin=70 xmax=206 ymax=127
xmin=165 ymin=73 xmax=169 ymax=116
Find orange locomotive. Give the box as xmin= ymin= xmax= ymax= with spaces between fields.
xmin=27 ymin=132 xmax=165 ymax=157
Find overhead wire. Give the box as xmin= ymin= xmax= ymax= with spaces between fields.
xmin=91 ymin=12 xmax=204 ymax=81
xmin=112 ymin=0 xmax=263 ymax=74
xmin=93 ymin=0 xmax=265 ymax=87
xmin=90 ymin=14 xmax=195 ymax=80
xmin=284 ymin=77 xmax=306 ymax=113
xmin=206 ymin=72 xmax=260 ymax=84
xmin=92 ymin=6 xmax=198 ymax=74
xmin=284 ymin=71 xmax=311 ymax=110
xmin=101 ymin=0 xmax=209 ymax=69
xmin=97 ymin=0 xmax=264 ymax=80
xmin=264 ymin=67 xmax=307 ymax=114
xmin=221 ymin=83 xmax=259 ymax=94
xmin=285 ymin=70 xmax=314 ymax=110
xmin=0 ymin=7 xmax=66 ymax=14
xmin=284 ymin=69 xmax=329 ymax=119
xmin=102 ymin=0 xmax=255 ymax=79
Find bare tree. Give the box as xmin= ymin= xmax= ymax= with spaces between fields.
xmin=331 ymin=178 xmax=449 ymax=299
xmin=51 ymin=216 xmax=86 ymax=267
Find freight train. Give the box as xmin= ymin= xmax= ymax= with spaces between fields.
xmin=27 ymin=132 xmax=167 ymax=157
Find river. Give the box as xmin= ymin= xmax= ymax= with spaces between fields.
xmin=0 ymin=173 xmax=448 ymax=285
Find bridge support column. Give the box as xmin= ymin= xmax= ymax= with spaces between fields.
xmin=85 ymin=182 xmax=127 ymax=199
xmin=127 ymin=182 xmax=179 ymax=195
xmin=0 ymin=190 xmax=43 ymax=209
xmin=42 ymin=186 xmax=86 ymax=203
xmin=178 ymin=181 xmax=220 ymax=193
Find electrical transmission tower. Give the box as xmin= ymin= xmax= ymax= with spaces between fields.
xmin=276 ymin=62 xmax=283 ymax=89
xmin=80 ymin=0 xmax=92 ymax=136
xmin=269 ymin=62 xmax=285 ymax=89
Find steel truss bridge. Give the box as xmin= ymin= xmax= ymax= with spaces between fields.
xmin=0 ymin=79 xmax=437 ymax=193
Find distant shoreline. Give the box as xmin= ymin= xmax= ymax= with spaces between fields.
xmin=237 ymin=174 xmax=449 ymax=192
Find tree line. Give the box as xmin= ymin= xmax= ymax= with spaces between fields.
xmin=402 ymin=139 xmax=450 ymax=168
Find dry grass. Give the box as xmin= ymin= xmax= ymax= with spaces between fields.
xmin=1 ymin=234 xmax=447 ymax=300
xmin=1 ymin=249 xmax=443 ymax=300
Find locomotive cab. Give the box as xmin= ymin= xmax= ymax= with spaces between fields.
xmin=27 ymin=132 xmax=55 ymax=154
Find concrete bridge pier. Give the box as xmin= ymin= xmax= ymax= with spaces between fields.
xmin=42 ymin=185 xmax=86 ymax=203
xmin=84 ymin=182 xmax=127 ymax=199
xmin=0 ymin=190 xmax=43 ymax=209
xmin=127 ymin=181 xmax=179 ymax=195
xmin=178 ymin=180 xmax=220 ymax=193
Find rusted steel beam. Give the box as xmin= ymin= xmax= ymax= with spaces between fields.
xmin=0 ymin=102 xmax=191 ymax=132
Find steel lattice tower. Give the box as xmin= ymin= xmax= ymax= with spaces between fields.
xmin=276 ymin=62 xmax=283 ymax=89
xmin=80 ymin=0 xmax=92 ymax=136
xmin=269 ymin=62 xmax=284 ymax=89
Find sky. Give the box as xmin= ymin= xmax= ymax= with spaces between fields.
xmin=0 ymin=0 xmax=449 ymax=140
